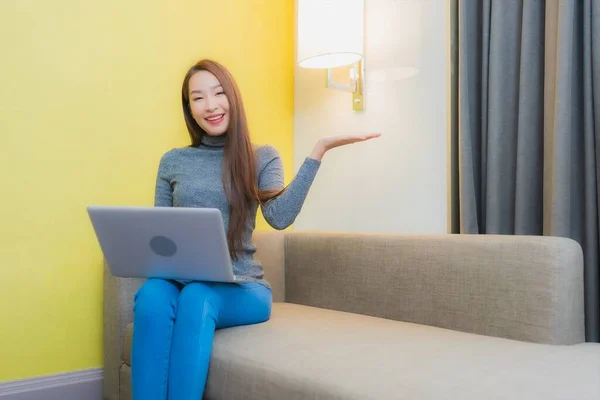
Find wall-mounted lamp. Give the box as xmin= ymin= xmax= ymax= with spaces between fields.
xmin=297 ymin=0 xmax=365 ymax=111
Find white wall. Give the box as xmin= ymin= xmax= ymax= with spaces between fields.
xmin=293 ymin=0 xmax=449 ymax=233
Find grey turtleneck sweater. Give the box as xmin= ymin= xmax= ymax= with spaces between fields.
xmin=154 ymin=134 xmax=321 ymax=288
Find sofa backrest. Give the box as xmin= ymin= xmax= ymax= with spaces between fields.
xmin=253 ymin=230 xmax=585 ymax=345
xmin=253 ymin=230 xmax=286 ymax=302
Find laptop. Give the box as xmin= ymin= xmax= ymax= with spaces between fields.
xmin=87 ymin=205 xmax=236 ymax=282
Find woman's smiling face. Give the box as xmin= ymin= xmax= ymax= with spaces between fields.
xmin=188 ymin=70 xmax=230 ymax=136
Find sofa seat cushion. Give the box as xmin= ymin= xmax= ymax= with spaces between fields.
xmin=123 ymin=303 xmax=600 ymax=400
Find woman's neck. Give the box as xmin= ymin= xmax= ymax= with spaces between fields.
xmin=200 ymin=134 xmax=226 ymax=148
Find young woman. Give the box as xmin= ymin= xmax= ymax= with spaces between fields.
xmin=131 ymin=59 xmax=380 ymax=399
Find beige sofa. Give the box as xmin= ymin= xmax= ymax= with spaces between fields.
xmin=103 ymin=232 xmax=600 ymax=400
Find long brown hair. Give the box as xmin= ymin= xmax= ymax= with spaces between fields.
xmin=181 ymin=59 xmax=282 ymax=259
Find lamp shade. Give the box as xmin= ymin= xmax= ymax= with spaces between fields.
xmin=297 ymin=0 xmax=364 ymax=69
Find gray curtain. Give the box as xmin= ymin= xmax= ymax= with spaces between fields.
xmin=451 ymin=0 xmax=600 ymax=342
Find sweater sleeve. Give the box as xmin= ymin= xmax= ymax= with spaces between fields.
xmin=154 ymin=151 xmax=174 ymax=207
xmin=257 ymin=145 xmax=320 ymax=230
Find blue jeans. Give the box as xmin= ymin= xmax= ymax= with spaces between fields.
xmin=131 ymin=278 xmax=272 ymax=400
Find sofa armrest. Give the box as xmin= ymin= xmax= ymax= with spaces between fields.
xmin=284 ymin=232 xmax=585 ymax=345
xmin=103 ymin=260 xmax=144 ymax=400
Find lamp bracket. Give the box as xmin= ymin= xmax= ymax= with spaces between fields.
xmin=325 ymin=59 xmax=365 ymax=111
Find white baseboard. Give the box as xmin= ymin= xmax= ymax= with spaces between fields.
xmin=0 ymin=368 xmax=103 ymax=400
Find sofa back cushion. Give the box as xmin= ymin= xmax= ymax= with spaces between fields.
xmin=253 ymin=230 xmax=286 ymax=302
xmin=282 ymin=231 xmax=584 ymax=344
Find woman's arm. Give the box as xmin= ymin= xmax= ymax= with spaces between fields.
xmin=154 ymin=152 xmax=174 ymax=207
xmin=259 ymin=133 xmax=380 ymax=230
xmin=258 ymin=146 xmax=320 ymax=230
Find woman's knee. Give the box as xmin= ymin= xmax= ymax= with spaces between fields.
xmin=177 ymin=283 xmax=220 ymax=321
xmin=134 ymin=278 xmax=180 ymax=318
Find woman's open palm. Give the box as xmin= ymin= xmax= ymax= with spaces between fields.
xmin=320 ymin=133 xmax=381 ymax=151
xmin=310 ymin=133 xmax=381 ymax=161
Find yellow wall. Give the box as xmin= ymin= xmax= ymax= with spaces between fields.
xmin=0 ymin=0 xmax=294 ymax=381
